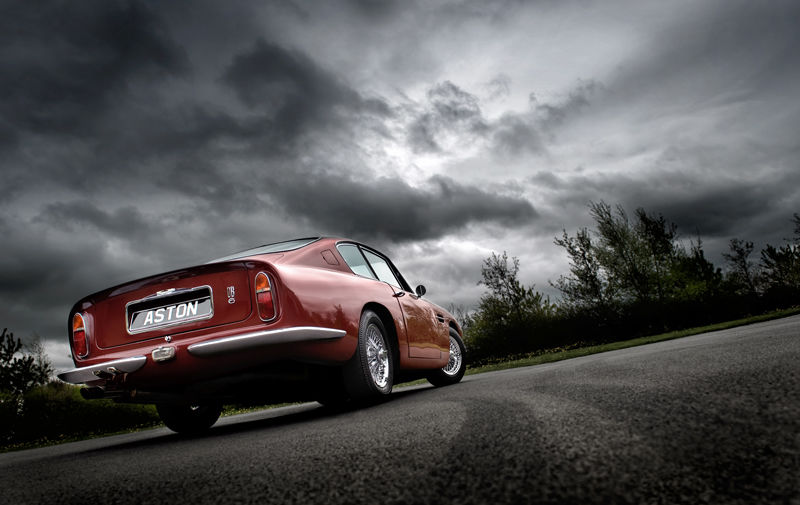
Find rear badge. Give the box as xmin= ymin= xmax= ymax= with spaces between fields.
xmin=152 ymin=346 xmax=176 ymax=363
xmin=227 ymin=286 xmax=236 ymax=304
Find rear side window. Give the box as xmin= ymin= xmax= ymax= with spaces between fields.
xmin=362 ymin=250 xmax=401 ymax=288
xmin=337 ymin=244 xmax=376 ymax=279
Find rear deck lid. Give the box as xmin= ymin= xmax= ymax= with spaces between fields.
xmin=86 ymin=262 xmax=253 ymax=349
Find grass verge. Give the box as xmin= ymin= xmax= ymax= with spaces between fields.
xmin=464 ymin=306 xmax=800 ymax=375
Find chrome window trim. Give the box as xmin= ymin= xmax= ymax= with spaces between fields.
xmin=335 ymin=242 xmax=377 ymax=280
xmin=361 ymin=248 xmax=403 ymax=289
xmin=335 ymin=241 xmax=413 ymax=293
xmin=125 ymin=285 xmax=214 ymax=335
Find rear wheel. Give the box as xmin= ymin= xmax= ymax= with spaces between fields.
xmin=343 ymin=310 xmax=394 ymax=400
xmin=156 ymin=402 xmax=222 ymax=434
xmin=427 ymin=328 xmax=466 ymax=387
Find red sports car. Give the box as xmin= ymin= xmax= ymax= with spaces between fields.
xmin=58 ymin=237 xmax=466 ymax=433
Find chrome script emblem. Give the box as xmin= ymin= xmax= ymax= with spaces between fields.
xmin=227 ymin=286 xmax=236 ymax=304
xmin=141 ymin=301 xmax=200 ymax=326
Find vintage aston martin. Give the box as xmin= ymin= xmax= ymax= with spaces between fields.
xmin=58 ymin=237 xmax=466 ymax=433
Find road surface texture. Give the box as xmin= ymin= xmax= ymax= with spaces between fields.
xmin=2 ymin=315 xmax=799 ymax=504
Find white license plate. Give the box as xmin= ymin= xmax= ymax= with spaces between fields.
xmin=128 ymin=293 xmax=213 ymax=333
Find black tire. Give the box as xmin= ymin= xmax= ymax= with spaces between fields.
xmin=156 ymin=402 xmax=222 ymax=434
xmin=343 ymin=310 xmax=394 ymax=400
xmin=427 ymin=328 xmax=466 ymax=387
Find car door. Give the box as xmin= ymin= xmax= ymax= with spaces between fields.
xmin=358 ymin=248 xmax=446 ymax=359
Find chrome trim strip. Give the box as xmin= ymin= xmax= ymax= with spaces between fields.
xmin=57 ymin=356 xmax=147 ymax=384
xmin=188 ymin=326 xmax=346 ymax=357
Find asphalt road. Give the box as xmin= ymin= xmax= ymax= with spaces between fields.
xmin=3 ymin=316 xmax=799 ymax=504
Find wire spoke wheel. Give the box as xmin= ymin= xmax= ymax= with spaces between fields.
xmin=344 ymin=310 xmax=394 ymax=399
xmin=366 ymin=324 xmax=390 ymax=388
xmin=427 ymin=328 xmax=466 ymax=387
xmin=442 ymin=335 xmax=463 ymax=376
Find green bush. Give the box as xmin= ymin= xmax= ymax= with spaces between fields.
xmin=2 ymin=382 xmax=161 ymax=450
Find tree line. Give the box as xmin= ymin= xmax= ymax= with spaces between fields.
xmin=463 ymin=202 xmax=800 ymax=363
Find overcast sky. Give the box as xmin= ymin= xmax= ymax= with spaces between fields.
xmin=2 ymin=0 xmax=799 ymax=372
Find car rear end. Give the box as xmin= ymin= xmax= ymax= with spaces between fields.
xmin=58 ymin=258 xmax=352 ymax=402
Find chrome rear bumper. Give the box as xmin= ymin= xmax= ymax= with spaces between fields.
xmin=57 ymin=326 xmax=347 ymax=384
xmin=57 ymin=356 xmax=147 ymax=384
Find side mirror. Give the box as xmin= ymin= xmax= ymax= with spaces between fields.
xmin=415 ymin=285 xmax=426 ymax=297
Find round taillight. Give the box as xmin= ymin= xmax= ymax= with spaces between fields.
xmin=254 ymin=272 xmax=276 ymax=321
xmin=72 ymin=313 xmax=88 ymax=358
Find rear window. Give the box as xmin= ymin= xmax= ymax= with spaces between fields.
xmin=209 ymin=237 xmax=319 ymax=262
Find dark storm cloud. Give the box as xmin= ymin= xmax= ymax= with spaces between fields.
xmin=532 ymin=80 xmax=600 ymax=130
xmin=0 ymin=0 xmax=187 ymax=144
xmin=407 ymin=81 xmax=489 ymax=153
xmin=529 ymin=165 xmax=800 ymax=249
xmin=427 ymin=81 xmax=486 ymax=126
xmin=650 ymin=188 xmax=774 ymax=238
xmin=131 ymin=105 xmax=269 ymax=155
xmin=35 ymin=201 xmax=155 ymax=243
xmin=223 ymin=38 xmax=390 ymax=142
xmin=0 ymin=214 xmax=141 ymax=347
xmin=164 ymin=158 xmax=266 ymax=217
xmin=491 ymin=114 xmax=544 ymax=157
xmin=638 ymin=168 xmax=800 ymax=245
xmin=603 ymin=1 xmax=800 ymax=115
xmin=518 ymin=0 xmax=800 ymax=254
xmin=346 ymin=0 xmax=407 ymax=19
xmin=271 ymin=171 xmax=537 ymax=241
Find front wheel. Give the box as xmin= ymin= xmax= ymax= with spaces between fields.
xmin=427 ymin=329 xmax=466 ymax=387
xmin=156 ymin=402 xmax=222 ymax=434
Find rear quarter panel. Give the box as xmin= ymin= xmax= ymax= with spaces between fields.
xmin=271 ymin=264 xmax=407 ymax=361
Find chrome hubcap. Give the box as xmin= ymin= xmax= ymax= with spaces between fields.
xmin=442 ymin=336 xmax=462 ymax=376
xmin=366 ymin=324 xmax=390 ymax=388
